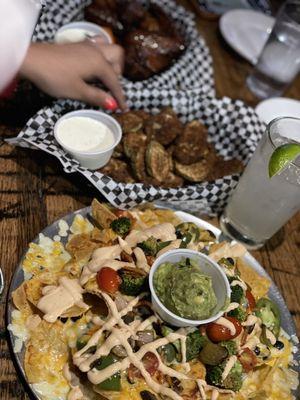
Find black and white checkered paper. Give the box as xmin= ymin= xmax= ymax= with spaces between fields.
xmin=8 ymin=0 xmax=266 ymax=215
xmin=8 ymin=92 xmax=265 ymax=216
xmin=34 ymin=0 xmax=215 ymax=96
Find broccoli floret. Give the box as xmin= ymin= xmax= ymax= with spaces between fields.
xmin=137 ymin=236 xmax=158 ymax=256
xmin=110 ymin=217 xmax=131 ymax=236
xmin=228 ymin=307 xmax=247 ymax=322
xmin=230 ymin=285 xmax=244 ymax=304
xmin=119 ymin=272 xmax=147 ymax=296
xmin=186 ymin=330 xmax=207 ymax=361
xmin=219 ymin=340 xmax=237 ymax=356
xmin=207 ymin=360 xmax=243 ymax=392
xmin=137 ymin=236 xmax=170 ymax=256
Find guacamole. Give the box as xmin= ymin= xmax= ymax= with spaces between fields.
xmin=153 ymin=258 xmax=217 ymax=320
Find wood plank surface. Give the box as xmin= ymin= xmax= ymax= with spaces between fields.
xmin=0 ymin=2 xmax=299 ymax=399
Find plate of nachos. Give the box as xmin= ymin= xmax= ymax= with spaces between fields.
xmin=7 ymin=200 xmax=299 ymax=400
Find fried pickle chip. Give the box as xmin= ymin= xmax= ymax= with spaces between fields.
xmin=91 ymin=199 xmax=117 ymax=228
xmin=174 ymin=120 xmax=208 ymax=165
xmin=237 ymin=258 xmax=271 ymax=299
xmin=145 ymin=140 xmax=172 ymax=182
xmin=100 ymin=158 xmax=135 ymax=184
xmin=112 ymin=141 xmax=124 ymax=158
xmin=133 ymin=109 xmax=150 ymax=122
xmin=175 ymin=159 xmax=209 ymax=182
xmin=145 ymin=107 xmax=183 ymax=146
xmin=123 ymin=132 xmax=147 ymax=159
xmin=24 ymin=320 xmax=68 ymax=384
xmin=207 ymin=158 xmax=244 ymax=180
xmin=115 ymin=111 xmax=144 ymax=133
xmin=162 ymin=172 xmax=184 ymax=188
xmin=131 ymin=147 xmax=147 ymax=181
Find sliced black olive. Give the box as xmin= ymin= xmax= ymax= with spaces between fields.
xmin=254 ymin=346 xmax=260 ymax=356
xmin=226 ymin=257 xmax=235 ymax=265
xmin=152 ymin=322 xmax=163 ymax=336
xmin=274 ymin=340 xmax=284 ymax=350
xmin=140 ymin=390 xmax=158 ymax=400
xmin=122 ymin=311 xmax=135 ymax=325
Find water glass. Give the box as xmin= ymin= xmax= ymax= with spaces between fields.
xmin=247 ymin=1 xmax=300 ymax=98
xmin=220 ymin=117 xmax=300 ymax=249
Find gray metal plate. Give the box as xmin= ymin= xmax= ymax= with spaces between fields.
xmin=6 ymin=207 xmax=300 ymax=399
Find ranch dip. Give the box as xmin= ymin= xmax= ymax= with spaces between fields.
xmin=56 ymin=116 xmax=115 ymax=153
xmin=55 ymin=28 xmax=95 ymax=44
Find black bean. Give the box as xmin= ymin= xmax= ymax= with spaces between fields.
xmin=254 ymin=346 xmax=260 ymax=356
xmin=274 ymin=340 xmax=284 ymax=350
xmin=226 ymin=257 xmax=235 ymax=265
xmin=140 ymin=390 xmax=158 ymax=400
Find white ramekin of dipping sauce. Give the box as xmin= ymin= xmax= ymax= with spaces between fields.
xmin=54 ymin=109 xmax=122 ymax=170
xmin=54 ymin=21 xmax=112 ymax=44
xmin=149 ymin=249 xmax=231 ymax=327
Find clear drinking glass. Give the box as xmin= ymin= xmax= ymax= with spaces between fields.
xmin=220 ymin=117 xmax=300 ymax=249
xmin=247 ymin=1 xmax=300 ymax=99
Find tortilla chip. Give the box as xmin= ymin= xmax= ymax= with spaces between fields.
xmin=84 ymin=276 xmax=101 ymax=295
xmin=24 ymin=320 xmax=68 ymax=384
xmin=91 ymin=199 xmax=116 ymax=228
xmin=66 ymin=233 xmax=98 ymax=261
xmin=24 ymin=279 xmax=44 ymax=306
xmin=91 ymin=227 xmax=117 ymax=244
xmin=12 ymin=284 xmax=34 ymax=317
xmin=63 ymin=258 xmax=84 ymax=278
xmin=70 ymin=214 xmax=94 ymax=235
xmin=237 ymin=258 xmax=271 ymax=299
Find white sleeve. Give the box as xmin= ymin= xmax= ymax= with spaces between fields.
xmin=0 ymin=0 xmax=41 ymax=92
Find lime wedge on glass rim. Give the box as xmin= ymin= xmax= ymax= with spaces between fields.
xmin=268 ymin=143 xmax=300 ymax=178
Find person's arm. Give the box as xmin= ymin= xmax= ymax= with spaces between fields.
xmin=20 ymin=40 xmax=127 ymax=111
xmin=0 ymin=0 xmax=40 ymax=93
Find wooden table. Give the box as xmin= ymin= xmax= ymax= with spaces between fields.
xmin=0 ymin=3 xmax=299 ymax=399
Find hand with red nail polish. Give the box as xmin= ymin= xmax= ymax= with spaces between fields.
xmin=104 ymin=97 xmax=118 ymax=111
xmin=20 ymin=41 xmax=127 ymax=111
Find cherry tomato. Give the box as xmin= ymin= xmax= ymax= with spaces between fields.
xmin=127 ymin=352 xmax=159 ymax=382
xmin=142 ymin=352 xmax=159 ymax=375
xmin=246 ymin=290 xmax=256 ymax=312
xmin=206 ymin=317 xmax=242 ymax=342
xmin=238 ymin=348 xmax=257 ymax=372
xmin=97 ymin=267 xmax=121 ymax=294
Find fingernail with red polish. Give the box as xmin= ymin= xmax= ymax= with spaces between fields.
xmin=104 ymin=97 xmax=118 ymax=111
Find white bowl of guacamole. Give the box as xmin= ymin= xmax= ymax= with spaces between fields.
xmin=149 ymin=249 xmax=231 ymax=327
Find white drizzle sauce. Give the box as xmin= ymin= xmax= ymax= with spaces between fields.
xmin=133 ymin=247 xmax=150 ymax=272
xmin=225 ymin=302 xmax=240 ymax=313
xmin=209 ymin=242 xmax=246 ymax=261
xmin=118 ymin=236 xmax=132 ymax=255
xmin=80 ymin=245 xmax=122 ymax=284
xmin=37 ymin=277 xmax=89 ymax=323
xmin=221 ymin=355 xmax=237 ymax=381
xmin=211 ymin=389 xmax=219 ymax=400
xmin=63 ymin=363 xmax=85 ymax=400
xmin=197 ymin=379 xmax=207 ymax=399
xmin=265 ymin=328 xmax=277 ymax=345
xmin=230 ymin=280 xmax=247 ymax=291
xmin=242 ymin=315 xmax=258 ymax=326
xmin=156 ymin=239 xmax=182 ymax=257
xmin=214 ymin=317 xmax=236 ymax=335
xmin=125 ymin=223 xmax=177 ymax=247
xmin=73 ymin=288 xmax=189 ymax=400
